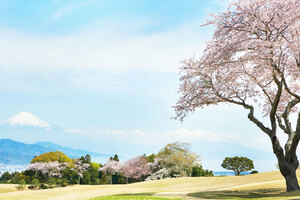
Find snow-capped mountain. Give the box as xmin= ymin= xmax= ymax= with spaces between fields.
xmin=0 ymin=112 xmax=67 ymax=147
xmin=0 ymin=113 xmax=114 ymax=164
xmin=5 ymin=112 xmax=51 ymax=128
xmin=2 ymin=112 xmax=62 ymax=132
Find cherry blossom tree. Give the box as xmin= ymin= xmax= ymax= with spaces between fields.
xmin=72 ymin=159 xmax=90 ymax=184
xmin=120 ymin=156 xmax=151 ymax=183
xmin=99 ymin=160 xmax=121 ymax=184
xmin=27 ymin=162 xmax=45 ymax=179
xmin=174 ymin=0 xmax=300 ymax=191
xmin=27 ymin=162 xmax=69 ymax=181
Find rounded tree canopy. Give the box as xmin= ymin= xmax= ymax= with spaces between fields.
xmin=30 ymin=151 xmax=73 ymax=166
xmin=221 ymin=156 xmax=254 ymax=175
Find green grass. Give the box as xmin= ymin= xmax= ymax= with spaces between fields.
xmin=115 ymin=193 xmax=155 ymax=196
xmin=90 ymin=196 xmax=181 ymax=200
xmin=188 ymin=188 xmax=300 ymax=200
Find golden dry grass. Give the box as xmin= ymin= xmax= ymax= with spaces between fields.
xmin=0 ymin=170 xmax=300 ymax=200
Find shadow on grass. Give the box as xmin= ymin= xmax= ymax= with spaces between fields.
xmin=188 ymin=188 xmax=300 ymax=199
xmin=90 ymin=195 xmax=181 ymax=200
xmin=115 ymin=193 xmax=155 ymax=196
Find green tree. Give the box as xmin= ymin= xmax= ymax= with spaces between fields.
xmin=144 ymin=154 xmax=155 ymax=163
xmin=99 ymin=170 xmax=108 ymax=184
xmin=61 ymin=167 xmax=78 ymax=184
xmin=85 ymin=154 xmax=91 ymax=163
xmin=81 ymin=171 xmax=91 ymax=184
xmin=112 ymin=173 xmax=126 ymax=184
xmin=30 ymin=151 xmax=73 ymax=166
xmin=157 ymin=142 xmax=200 ymax=177
xmin=90 ymin=162 xmax=100 ymax=184
xmin=48 ymin=177 xmax=56 ymax=186
xmin=221 ymin=156 xmax=254 ymax=175
xmin=110 ymin=154 xmax=119 ymax=162
xmin=191 ymin=165 xmax=213 ymax=177
xmin=0 ymin=172 xmax=12 ymax=183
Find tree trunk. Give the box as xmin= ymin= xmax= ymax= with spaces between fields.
xmin=285 ymin=172 xmax=299 ymax=192
xmin=278 ymin=158 xmax=299 ymax=192
xmin=270 ymin=133 xmax=300 ymax=192
xmin=275 ymin=148 xmax=300 ymax=192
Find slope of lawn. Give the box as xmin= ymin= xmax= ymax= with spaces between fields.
xmin=0 ymin=170 xmax=300 ymax=200
xmin=90 ymin=196 xmax=181 ymax=200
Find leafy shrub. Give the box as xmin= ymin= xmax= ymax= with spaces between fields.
xmin=32 ymin=179 xmax=40 ymax=188
xmin=69 ymin=179 xmax=78 ymax=184
xmin=56 ymin=178 xmax=62 ymax=185
xmin=92 ymin=178 xmax=101 ymax=185
xmin=61 ymin=182 xmax=68 ymax=187
xmin=48 ymin=177 xmax=56 ymax=186
xmin=191 ymin=165 xmax=214 ymax=177
xmin=16 ymin=179 xmax=26 ymax=190
xmin=28 ymin=185 xmax=35 ymax=190
xmin=40 ymin=183 xmax=48 ymax=189
xmin=250 ymin=170 xmax=259 ymax=174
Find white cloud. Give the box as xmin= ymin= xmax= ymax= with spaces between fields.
xmin=66 ymin=128 xmax=241 ymax=146
xmin=51 ymin=0 xmax=96 ymax=22
xmin=65 ymin=127 xmax=279 ymax=154
xmin=0 ymin=20 xmax=210 ymax=75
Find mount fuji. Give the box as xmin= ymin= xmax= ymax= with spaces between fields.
xmin=5 ymin=112 xmax=51 ymax=128
xmin=0 ymin=112 xmax=113 ymax=164
xmin=2 ymin=112 xmax=62 ymax=131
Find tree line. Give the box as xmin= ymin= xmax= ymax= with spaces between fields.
xmin=0 ymin=142 xmax=213 ymax=189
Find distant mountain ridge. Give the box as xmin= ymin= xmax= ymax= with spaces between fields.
xmin=0 ymin=139 xmax=112 ymax=165
xmin=34 ymin=141 xmax=110 ymax=158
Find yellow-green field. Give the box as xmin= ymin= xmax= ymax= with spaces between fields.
xmin=1 ymin=170 xmax=300 ymax=200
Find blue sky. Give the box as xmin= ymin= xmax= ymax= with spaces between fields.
xmin=0 ymin=0 xmax=282 ymax=172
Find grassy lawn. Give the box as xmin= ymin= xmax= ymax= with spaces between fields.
xmin=189 ymin=189 xmax=300 ymax=200
xmin=90 ymin=196 xmax=181 ymax=200
xmin=0 ymin=188 xmax=16 ymax=193
xmin=0 ymin=185 xmax=16 ymax=193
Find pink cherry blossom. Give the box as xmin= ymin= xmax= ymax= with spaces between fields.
xmin=120 ymin=156 xmax=151 ymax=180
xmin=174 ymin=0 xmax=300 ymax=192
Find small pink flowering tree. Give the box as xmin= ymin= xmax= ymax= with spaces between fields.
xmin=99 ymin=160 xmax=121 ymax=184
xmin=174 ymin=0 xmax=300 ymax=192
xmin=120 ymin=156 xmax=151 ymax=183
xmin=27 ymin=162 xmax=68 ymax=182
xmin=27 ymin=162 xmax=45 ymax=179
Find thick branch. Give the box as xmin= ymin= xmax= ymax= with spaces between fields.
xmin=214 ymin=89 xmax=272 ymax=136
xmin=289 ymin=112 xmax=300 ymax=155
xmin=247 ymin=106 xmax=272 ymax=136
xmin=276 ymin=115 xmax=288 ymax=134
xmin=280 ymin=73 xmax=300 ymax=100
xmin=283 ymin=99 xmax=300 ymax=134
xmin=270 ymin=72 xmax=283 ymax=132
